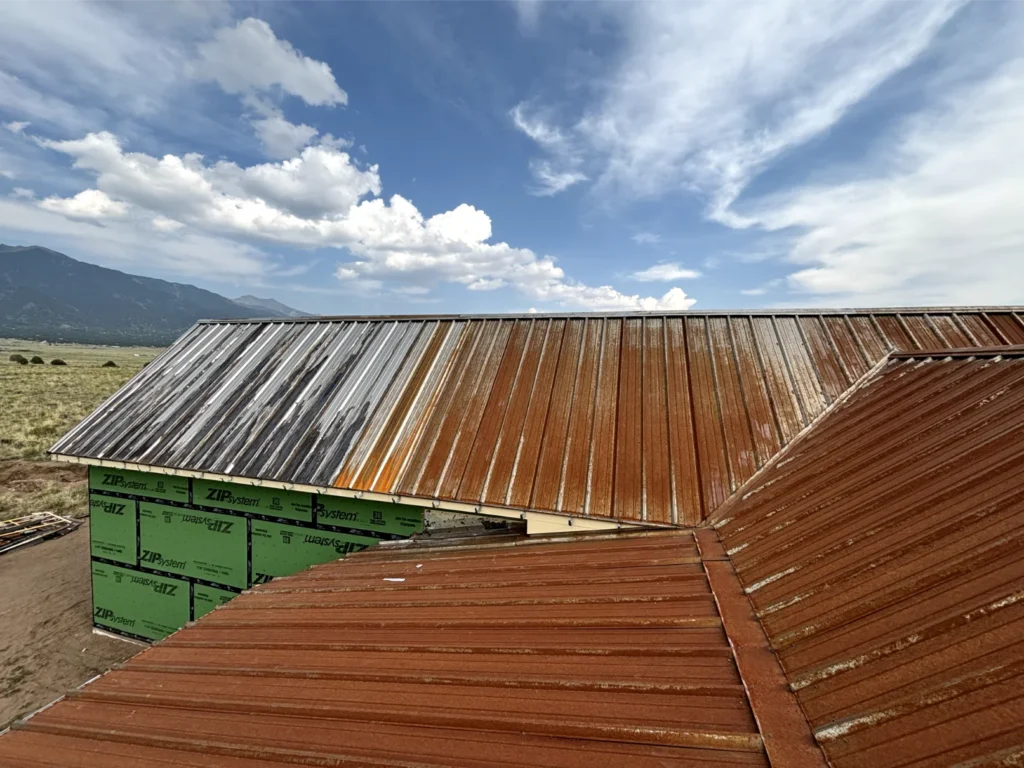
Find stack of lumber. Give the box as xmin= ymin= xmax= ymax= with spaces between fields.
xmin=0 ymin=512 xmax=80 ymax=556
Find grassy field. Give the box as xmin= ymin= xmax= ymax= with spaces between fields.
xmin=0 ymin=339 xmax=163 ymax=520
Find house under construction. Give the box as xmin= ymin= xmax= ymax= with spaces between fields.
xmin=1 ymin=307 xmax=1023 ymax=767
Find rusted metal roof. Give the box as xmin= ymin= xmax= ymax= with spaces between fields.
xmin=17 ymin=340 xmax=1024 ymax=766
xmin=50 ymin=309 xmax=1024 ymax=525
xmin=715 ymin=346 xmax=1024 ymax=767
xmin=0 ymin=529 xmax=786 ymax=767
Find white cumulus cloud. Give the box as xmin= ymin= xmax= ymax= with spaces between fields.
xmin=39 ymin=189 xmax=128 ymax=219
xmin=630 ymin=262 xmax=701 ymax=282
xmin=192 ymin=18 xmax=347 ymax=106
xmin=152 ymin=216 xmax=184 ymax=232
xmin=241 ymin=96 xmax=352 ymax=160
xmin=36 ymin=129 xmax=694 ymax=311
xmin=250 ymin=109 xmax=319 ymax=159
xmin=0 ymin=197 xmax=278 ymax=280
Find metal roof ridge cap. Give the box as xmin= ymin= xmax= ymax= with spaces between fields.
xmin=192 ymin=306 xmax=1024 ymax=326
xmin=890 ymin=344 xmax=1024 ymax=359
xmin=708 ymin=351 xmax=893 ymax=528
xmin=368 ymin=526 xmax=692 ymax=555
xmin=695 ymin=529 xmax=828 ymax=768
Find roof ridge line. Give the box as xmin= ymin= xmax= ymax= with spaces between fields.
xmin=708 ymin=352 xmax=893 ymax=528
xmin=890 ymin=343 xmax=1024 ymax=359
xmin=195 ymin=306 xmax=1024 ymax=325
xmin=695 ymin=528 xmax=828 ymax=767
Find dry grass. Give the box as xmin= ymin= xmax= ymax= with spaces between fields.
xmin=0 ymin=338 xmax=162 ymax=461
xmin=0 ymin=339 xmax=163 ymax=520
xmin=0 ymin=460 xmax=89 ymax=521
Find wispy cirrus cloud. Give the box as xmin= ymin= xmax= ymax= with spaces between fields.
xmin=510 ymin=102 xmax=587 ymax=196
xmin=731 ymin=56 xmax=1024 ymax=306
xmin=0 ymin=2 xmax=229 ymax=133
xmin=513 ymin=1 xmax=1024 ymax=306
xmin=515 ymin=1 xmax=964 ymax=214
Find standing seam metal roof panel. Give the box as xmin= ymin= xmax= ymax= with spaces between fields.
xmin=0 ymin=530 xmax=780 ymax=767
xmin=49 ymin=309 xmax=1024 ymax=525
xmin=715 ymin=347 xmax=1024 ymax=768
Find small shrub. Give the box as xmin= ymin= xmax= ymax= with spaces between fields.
xmin=29 ymin=356 xmax=45 ymax=364
xmin=50 ymin=358 xmax=67 ymax=366
xmin=9 ymin=354 xmax=28 ymax=365
xmin=101 ymin=360 xmax=118 ymax=368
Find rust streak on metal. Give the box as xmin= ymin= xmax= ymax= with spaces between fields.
xmin=455 ymin=319 xmax=532 ymax=502
xmin=532 ymin=319 xmax=585 ymax=513
xmin=557 ymin=318 xmax=602 ymax=515
xmin=615 ymin=318 xmax=644 ymax=521
xmin=47 ymin=309 xmax=1024 ymax=527
xmin=666 ymin=317 xmax=701 ymax=525
xmin=586 ymin=318 xmax=621 ymax=518
xmin=718 ymin=350 xmax=1024 ymax=767
xmin=0 ymin=529 xmax=773 ymax=766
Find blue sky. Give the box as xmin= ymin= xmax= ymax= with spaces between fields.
xmin=1 ymin=1 xmax=1022 ymax=314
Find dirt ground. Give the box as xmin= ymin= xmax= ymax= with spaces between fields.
xmin=0 ymin=521 xmax=138 ymax=729
xmin=0 ymin=459 xmax=89 ymax=522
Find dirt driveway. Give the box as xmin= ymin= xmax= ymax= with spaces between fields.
xmin=0 ymin=521 xmax=137 ymax=729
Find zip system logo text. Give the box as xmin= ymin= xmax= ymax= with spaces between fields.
xmin=319 ymin=507 xmax=359 ymax=523
xmin=304 ymin=534 xmax=369 ymax=555
xmin=93 ymin=499 xmax=127 ymax=516
xmin=205 ymin=488 xmax=260 ymax=508
xmin=181 ymin=514 xmax=235 ymax=534
xmin=127 ymin=574 xmax=179 ymax=596
xmin=95 ymin=606 xmax=136 ymax=627
xmin=102 ymin=473 xmax=148 ymax=491
xmin=140 ymin=550 xmax=187 ymax=570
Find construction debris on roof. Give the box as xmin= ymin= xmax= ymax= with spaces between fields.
xmin=0 ymin=529 xmax=824 ymax=767
xmin=0 ymin=512 xmax=80 ymax=556
xmin=715 ymin=346 xmax=1024 ymax=768
xmin=49 ymin=309 xmax=1024 ymax=526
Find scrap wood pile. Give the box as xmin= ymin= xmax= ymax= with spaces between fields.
xmin=0 ymin=512 xmax=80 ymax=556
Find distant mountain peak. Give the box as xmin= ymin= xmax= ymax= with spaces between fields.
xmin=233 ymin=295 xmax=310 ymax=318
xmin=0 ymin=245 xmax=297 ymax=345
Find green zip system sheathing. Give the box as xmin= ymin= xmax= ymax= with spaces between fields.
xmin=91 ymin=562 xmax=189 ymax=641
xmin=88 ymin=466 xmax=423 ymax=642
xmin=251 ymin=520 xmax=379 ymax=584
xmin=139 ymin=503 xmax=248 ymax=588
xmin=192 ymin=583 xmax=238 ymax=621
xmin=88 ymin=495 xmax=136 ymax=565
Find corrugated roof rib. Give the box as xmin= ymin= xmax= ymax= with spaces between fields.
xmin=716 ymin=350 xmax=1024 ymax=768
xmin=0 ymin=531 xmax=774 ymax=767
xmin=49 ymin=310 xmax=1024 ymax=525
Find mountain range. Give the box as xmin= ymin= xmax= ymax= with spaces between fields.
xmin=233 ymin=294 xmax=310 ymax=318
xmin=0 ymin=245 xmax=309 ymax=345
